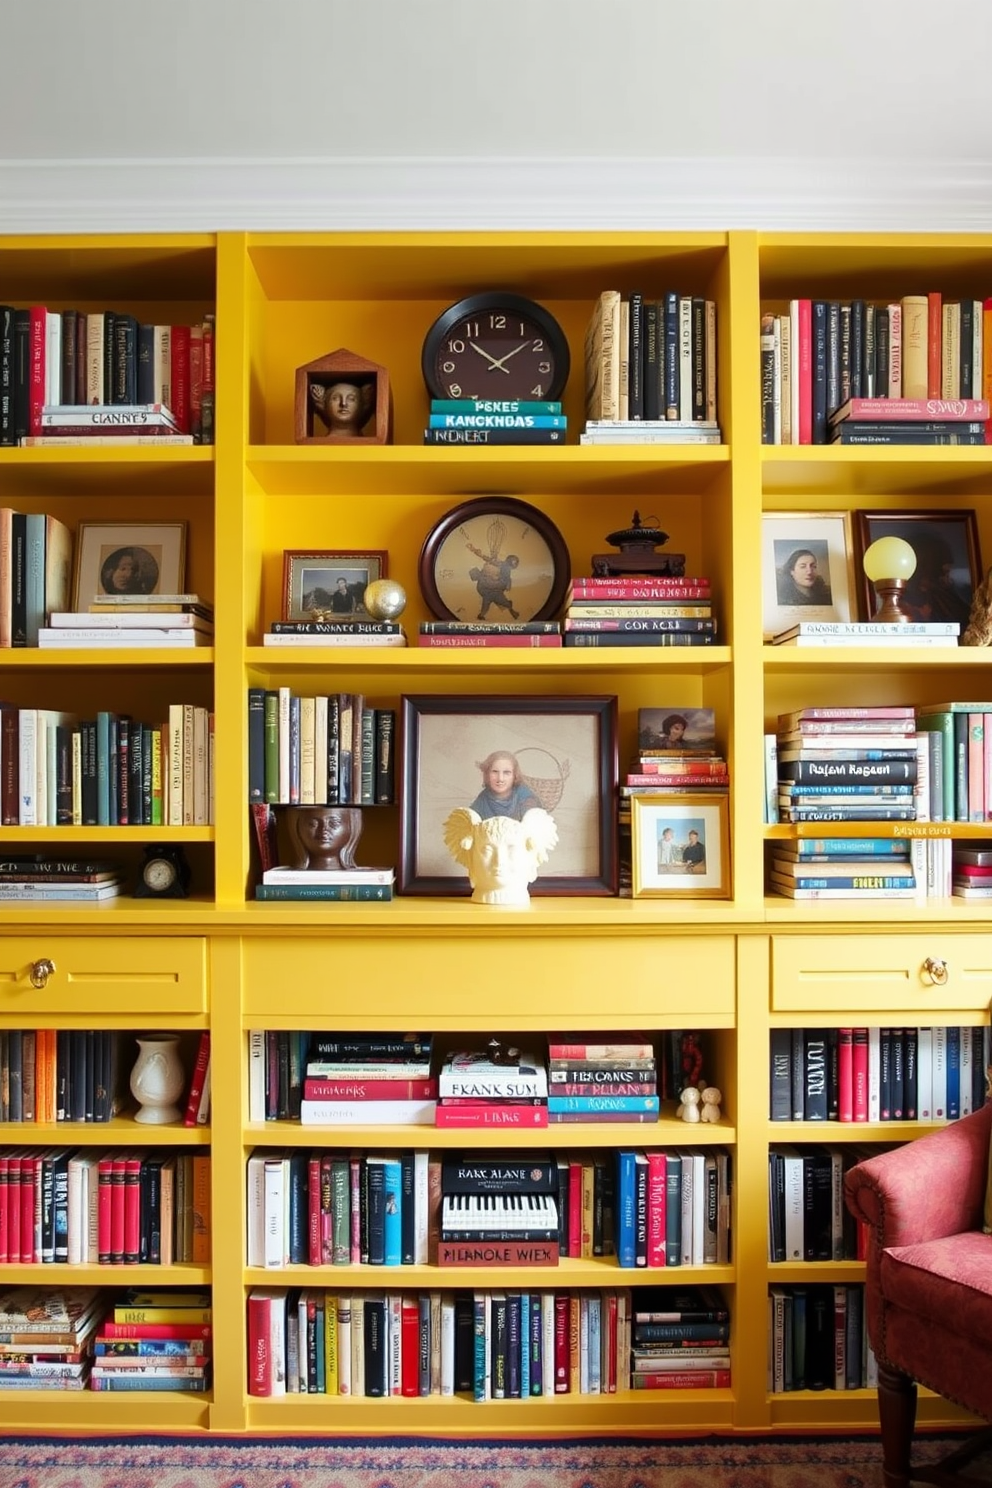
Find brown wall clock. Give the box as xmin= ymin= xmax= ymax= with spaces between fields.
xmin=418 ymin=496 xmax=571 ymax=623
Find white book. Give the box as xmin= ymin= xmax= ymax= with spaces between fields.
xmin=22 ymin=434 xmax=193 ymax=447
xmin=764 ymin=733 xmax=779 ymax=824
xmin=193 ymin=706 xmax=208 ymax=826
xmin=775 ymin=636 xmax=955 ymax=649
xmin=263 ymin=866 xmax=394 ymax=886
xmin=246 ymin=1152 xmax=268 ymax=1266
xmin=868 ymin=1028 xmax=881 ymax=1124
xmin=38 ymin=629 xmax=207 ymax=646
xmin=387 ymin=1293 xmax=403 ymax=1397
xmin=295 ymin=1291 xmax=309 ymax=1393
xmin=49 ymin=611 xmax=211 ymax=630
xmin=932 ymin=1027 xmax=948 ymax=1119
xmin=960 ymin=1026 xmax=974 ymax=1117
xmin=780 ymin=1149 xmax=805 ymax=1261
xmin=414 ymin=1151 xmax=430 ymax=1265
xmin=917 ymin=1028 xmax=933 ymax=1120
xmin=18 ymin=709 xmax=37 ymax=825
xmin=299 ymin=697 xmax=316 ymax=805
xmin=336 ymin=1295 xmax=352 ymax=1396
xmin=248 ymin=1031 xmax=266 ymax=1123
xmin=268 ymin=1290 xmax=287 ymax=1398
xmin=263 ymin=1154 xmax=288 ymax=1268
xmin=779 ymin=313 xmax=792 ymax=446
xmin=579 ymin=429 xmax=721 ymax=444
xmin=542 ymin=1291 xmax=556 ymax=1396
xmin=45 ymin=312 xmax=61 ymax=406
xmin=771 ymin=316 xmax=782 ymax=444
xmin=586 ymin=418 xmax=719 ymax=429
xmin=789 ymin=298 xmax=801 ymax=444
xmin=262 ymin=632 xmax=407 ymax=648
xmin=578 ymin=1294 xmax=589 ymax=1395
xmin=299 ymin=1099 xmax=437 ymax=1126
xmin=440 ymin=1292 xmax=456 ymax=1396
xmin=314 ymin=695 xmax=328 ymax=805
xmin=277 ymin=687 xmax=290 ymax=805
xmin=691 ymin=1150 xmax=706 ymax=1266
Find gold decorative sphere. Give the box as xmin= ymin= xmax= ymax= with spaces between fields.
xmin=363 ymin=578 xmax=407 ymax=621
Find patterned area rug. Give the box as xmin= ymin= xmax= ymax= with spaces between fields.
xmin=0 ymin=1432 xmax=990 ymax=1488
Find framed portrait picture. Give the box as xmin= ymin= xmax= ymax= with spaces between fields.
xmin=282 ymin=550 xmax=387 ymax=622
xmin=761 ymin=512 xmax=856 ymax=639
xmin=399 ymin=694 xmax=618 ymax=895
xmin=630 ymin=794 xmax=730 ymax=899
xmin=852 ymin=509 xmax=982 ymax=627
xmin=73 ymin=522 xmax=187 ymax=609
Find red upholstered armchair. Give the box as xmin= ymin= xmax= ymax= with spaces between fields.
xmin=845 ymin=1102 xmax=992 ymax=1488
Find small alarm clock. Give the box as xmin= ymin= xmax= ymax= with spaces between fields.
xmin=134 ymin=845 xmax=192 ymax=899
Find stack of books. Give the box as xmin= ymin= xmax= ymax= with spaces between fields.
xmin=417 ymin=621 xmax=562 ymax=649
xmin=771 ymin=620 xmax=960 ymax=648
xmin=91 ymin=1289 xmax=212 ymax=1392
xmin=0 ymin=854 xmax=127 ymax=904
xmin=263 ymin=620 xmax=406 ymax=648
xmin=547 ymin=1032 xmax=659 ymax=1124
xmin=581 ymin=419 xmax=720 ymax=446
xmin=423 ymin=399 xmax=566 ymax=446
xmin=256 ymin=864 xmax=395 ymax=903
xmin=561 ymin=575 xmax=715 ymax=648
xmin=952 ymin=843 xmax=992 ymax=899
xmin=629 ymin=1286 xmax=731 ymax=1390
xmin=829 ymin=396 xmax=988 ymax=445
xmin=23 ymin=402 xmax=193 ymax=448
xmin=624 ymin=707 xmax=728 ymax=799
xmin=40 ymin=594 xmax=214 ymax=649
xmin=300 ymin=1033 xmax=436 ymax=1126
xmin=438 ymin=1152 xmax=560 ymax=1267
xmin=0 ymin=1285 xmax=103 ymax=1391
xmin=435 ymin=1046 xmax=549 ymax=1130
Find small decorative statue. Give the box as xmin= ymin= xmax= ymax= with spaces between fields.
xmin=310 ymin=380 xmax=375 ymax=437
xmin=442 ymin=805 xmax=558 ymax=906
xmin=961 ymin=565 xmax=992 ymax=646
xmin=699 ymin=1086 xmax=723 ymax=1123
xmin=676 ymin=1087 xmax=702 ymax=1123
xmin=288 ymin=805 xmax=364 ymax=871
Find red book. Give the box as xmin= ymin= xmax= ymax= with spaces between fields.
xmin=548 ymin=1034 xmax=654 ymax=1059
xmin=28 ymin=306 xmax=46 ymax=437
xmin=418 ymin=635 xmax=563 ymax=649
xmin=626 ymin=774 xmax=728 ymax=787
xmin=570 ymin=576 xmax=711 ymax=592
xmin=303 ymin=1077 xmax=437 ymax=1102
xmin=831 ymin=396 xmax=988 ymax=423
xmin=646 ymin=1150 xmax=667 ymax=1267
xmin=632 ymin=1368 xmax=731 ymax=1389
xmin=604 ymin=1290 xmax=618 ymax=1392
xmin=797 ymin=298 xmax=812 ymax=444
xmin=123 ymin=1153 xmax=142 ymax=1263
xmin=554 ymin=1294 xmax=570 ymax=1391
xmin=319 ymin=1156 xmax=333 ymax=1265
xmin=554 ymin=1082 xmax=655 ymax=1097
xmin=307 ymin=1154 xmax=322 ymax=1266
xmin=8 ymin=1157 xmax=23 ymax=1264
xmin=969 ymin=714 xmax=986 ymax=823
xmin=97 ymin=1154 xmax=114 ymax=1263
xmin=852 ymin=1029 xmax=869 ymax=1123
xmin=567 ymin=1159 xmax=582 ymax=1259
xmin=569 ymin=584 xmax=712 ymax=600
xmin=434 ymin=1104 xmax=548 ymax=1129
xmin=955 ymin=863 xmax=992 ymax=877
xmin=99 ymin=1321 xmax=213 ymax=1340
xmin=20 ymin=1154 xmax=39 ymax=1264
xmin=189 ymin=324 xmax=204 ymax=441
xmin=401 ymin=1297 xmax=419 ymax=1396
xmin=183 ymin=1031 xmax=211 ymax=1127
xmin=927 ymin=292 xmax=943 ymax=398
xmin=247 ymin=1292 xmax=272 ymax=1396
xmin=837 ymin=1028 xmax=854 ymax=1122
xmin=0 ymin=1155 xmax=8 ymax=1265
xmin=436 ymin=1239 xmax=559 ymax=1267
xmin=110 ymin=1151 xmax=127 ymax=1264
xmin=633 ymin=760 xmax=727 ymax=775
xmin=983 ymin=300 xmax=992 ymax=441
xmin=170 ymin=325 xmax=191 ymax=433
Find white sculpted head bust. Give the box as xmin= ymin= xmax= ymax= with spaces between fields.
xmin=442 ymin=806 xmax=559 ymax=906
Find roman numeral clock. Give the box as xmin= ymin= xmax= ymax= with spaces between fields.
xmin=421 ymin=293 xmax=570 ymax=402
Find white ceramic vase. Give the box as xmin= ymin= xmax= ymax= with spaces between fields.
xmin=130 ymin=1034 xmax=185 ymax=1124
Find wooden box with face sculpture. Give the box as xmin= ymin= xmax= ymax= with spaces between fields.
xmin=294 ymin=347 xmax=392 ymax=445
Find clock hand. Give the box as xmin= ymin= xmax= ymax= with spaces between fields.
xmin=469 ymin=342 xmax=504 ymax=368
xmin=486 ymin=341 xmax=532 ymax=372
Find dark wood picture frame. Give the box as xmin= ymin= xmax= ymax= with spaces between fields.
xmin=853 ymin=509 xmax=983 ymax=627
xmin=294 ymin=347 xmax=391 ymax=445
xmin=399 ymin=694 xmax=618 ymax=896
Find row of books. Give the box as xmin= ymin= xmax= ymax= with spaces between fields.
xmin=246 ymin=688 xmax=396 ymax=808
xmin=758 ymin=293 xmax=991 ymax=444
xmin=0 ymin=1149 xmax=210 ymax=1266
xmin=770 ymin=1026 xmax=991 ymax=1124
xmin=768 ymin=1283 xmax=872 ymax=1393
xmin=424 ymin=398 xmax=567 ymax=447
xmin=768 ymin=1146 xmax=867 ymax=1263
xmin=583 ymin=290 xmax=719 ymax=430
xmin=0 ymin=702 xmax=214 ymax=828
xmin=248 ymin=1283 xmax=727 ymax=1399
xmin=0 ymin=307 xmax=215 ymax=444
xmin=0 ymin=1026 xmax=126 ymax=1123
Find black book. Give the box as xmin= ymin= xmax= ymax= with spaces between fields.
xmin=103 ymin=311 xmax=116 ymax=404
xmin=556 ymin=1157 xmax=570 ymax=1254
xmin=60 ymin=309 xmax=78 ymax=407
xmin=424 ymin=426 xmax=564 ymax=445
xmin=107 ymin=716 xmax=119 ymax=825
xmin=826 ymin=1027 xmax=840 ymax=1122
xmin=801 ymin=1148 xmax=833 ymax=1261
xmin=364 ymin=1294 xmax=387 ymax=1397
xmin=366 ymin=1158 xmax=386 ymax=1265
xmin=770 ymin=1029 xmax=792 ymax=1120
xmin=826 ymin=302 xmax=842 ymax=421
xmin=779 ymin=758 xmax=917 ymax=784
xmin=287 ymin=1152 xmax=308 ymax=1265
xmin=92 ymin=1029 xmax=108 ymax=1124
xmin=128 ymin=721 xmax=144 ymax=827
xmin=592 ymin=1155 xmax=606 ymax=1256
xmin=55 ymin=1028 xmax=70 ymax=1121
xmin=849 ymin=300 xmax=865 ymax=400
xmin=144 ymin=1155 xmax=164 ymax=1263
xmin=811 ymin=300 xmax=828 ymax=443
xmin=81 ymin=721 xmax=99 ymax=826
xmin=12 ymin=310 xmax=30 ymax=442
xmin=768 ymin=1152 xmax=786 ymax=1262
xmin=10 ymin=511 xmax=26 ymax=646
xmin=141 ymin=724 xmax=153 ymax=823
xmin=6 ymin=1029 xmax=22 ymax=1122
xmin=52 ymin=1148 xmax=70 ymax=1263
xmin=112 ymin=314 xmax=138 ymax=405
xmin=506 ymin=1291 xmax=522 ymax=1398
xmin=55 ymin=725 xmax=74 ymax=826
xmin=760 ymin=314 xmax=776 ymax=444
xmin=418 ymin=1295 xmax=431 ymax=1396
xmin=844 ymin=1284 xmax=864 ymax=1390
xmin=116 ymin=719 xmax=129 ymax=826
xmin=400 ymin=1153 xmax=416 ymax=1265
xmin=634 ymin=1154 xmax=648 ymax=1268
xmin=879 ymin=1028 xmax=893 ymax=1120
xmin=960 ymin=300 xmax=974 ymax=398
xmin=454 ymin=1295 xmax=475 ymax=1393
xmin=0 ymin=306 xmax=13 ymax=445
xmin=441 ymin=1155 xmax=557 ymax=1194
xmin=310 ymin=1036 xmax=431 ymax=1059
xmin=903 ymin=1026 xmax=919 ymax=1120
xmin=890 ymin=1029 xmax=905 ymax=1120
xmin=490 ymin=1293 xmax=508 ymax=1399
xmin=643 ymin=299 xmax=661 ymax=420
xmin=791 ymin=1028 xmax=805 ymax=1121
xmin=137 ymin=324 xmax=155 ymax=405
xmin=663 ymin=290 xmax=679 ymax=419
xmin=692 ymin=295 xmax=706 ymax=419
xmin=70 ymin=1029 xmax=87 ymax=1122
xmin=804 ymin=1284 xmax=834 ymax=1390
xmin=375 ymin=708 xmax=396 ymax=805
xmin=838 ymin=303 xmax=852 ymax=409
xmin=40 ymin=1151 xmax=56 ymax=1260
xmin=326 ymin=694 xmax=340 ymax=805
xmin=803 ymin=1030 xmax=829 ymax=1121
xmin=832 ymin=426 xmax=985 ymax=446
xmin=247 ymin=688 xmax=266 ymax=803
xmin=84 ymin=1029 xmax=96 ymax=1122
xmin=875 ymin=308 xmax=889 ymax=397
xmin=627 ymin=292 xmax=644 ymax=419
xmin=863 ymin=303 xmax=876 ymax=399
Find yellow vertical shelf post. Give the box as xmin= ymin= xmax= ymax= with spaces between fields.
xmin=733 ymin=933 xmax=774 ymax=1428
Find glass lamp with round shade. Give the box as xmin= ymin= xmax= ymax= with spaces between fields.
xmin=862 ymin=535 xmax=917 ymax=622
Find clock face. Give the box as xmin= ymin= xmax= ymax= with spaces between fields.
xmin=419 ymin=497 xmax=571 ymax=623
xmin=144 ymin=857 xmax=177 ymax=892
xmin=422 ymin=293 xmax=570 ymax=402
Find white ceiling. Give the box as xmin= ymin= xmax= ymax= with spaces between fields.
xmin=4 ymin=0 xmax=992 ymax=231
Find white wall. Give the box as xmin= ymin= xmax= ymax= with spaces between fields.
xmin=4 ymin=0 xmax=992 ymax=231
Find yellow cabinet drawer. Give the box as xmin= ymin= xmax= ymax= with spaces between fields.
xmin=243 ymin=932 xmax=735 ymax=1025
xmin=0 ymin=937 xmax=207 ymax=1017
xmin=771 ymin=934 xmax=992 ymax=1015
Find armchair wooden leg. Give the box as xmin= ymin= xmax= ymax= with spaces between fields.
xmin=877 ymin=1362 xmax=917 ymax=1488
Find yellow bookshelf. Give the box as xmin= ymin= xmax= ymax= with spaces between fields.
xmin=0 ymin=228 xmax=986 ymax=1434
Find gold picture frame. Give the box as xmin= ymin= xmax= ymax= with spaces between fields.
xmin=631 ymin=793 xmax=730 ymax=899
xmin=761 ymin=510 xmax=856 ymax=640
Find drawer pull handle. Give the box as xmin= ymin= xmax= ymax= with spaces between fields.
xmin=29 ymin=958 xmax=56 ymax=989
xmin=922 ymin=956 xmax=948 ymax=986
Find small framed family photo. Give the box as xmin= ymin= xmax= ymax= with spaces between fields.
xmin=761 ymin=511 xmax=855 ymax=639
xmin=73 ymin=522 xmax=187 ymax=608
xmin=399 ymin=694 xmax=619 ymax=896
xmin=630 ymin=794 xmax=730 ymax=899
xmin=852 ymin=509 xmax=982 ymax=627
xmin=282 ymin=550 xmax=387 ymax=622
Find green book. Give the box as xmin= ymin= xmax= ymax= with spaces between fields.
xmin=263 ymin=691 xmax=279 ymax=804
xmin=254 ymin=882 xmax=392 ymax=901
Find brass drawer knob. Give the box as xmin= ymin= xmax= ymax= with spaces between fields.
xmin=922 ymin=956 xmax=948 ymax=986
xmin=29 ymin=958 xmax=56 ymax=989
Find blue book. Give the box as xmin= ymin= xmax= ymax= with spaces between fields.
xmin=519 ymin=1293 xmax=530 ymax=1399
xmin=289 ymin=695 xmax=301 ymax=804
xmin=946 ymin=1026 xmax=961 ymax=1120
xmin=95 ymin=711 xmax=112 ymax=825
xmin=780 ymin=876 xmax=916 ymax=892
xmin=382 ymin=1157 xmax=402 ymax=1266
xmin=529 ymin=1291 xmax=543 ymax=1395
xmin=791 ymin=838 xmax=911 ymax=858
xmin=547 ymin=1093 xmax=660 ymax=1115
xmin=428 ymin=412 xmax=566 ymax=429
xmin=430 ymin=399 xmax=561 ymax=415
xmin=614 ymin=1150 xmax=637 ymax=1268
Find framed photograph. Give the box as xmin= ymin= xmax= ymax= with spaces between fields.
xmin=630 ymin=794 xmax=730 ymax=899
xmin=399 ymin=694 xmax=618 ymax=895
xmin=282 ymin=550 xmax=387 ymax=622
xmin=853 ymin=509 xmax=982 ymax=627
xmin=638 ymin=707 xmax=716 ymax=752
xmin=761 ymin=511 xmax=856 ymax=639
xmin=73 ymin=522 xmax=187 ymax=608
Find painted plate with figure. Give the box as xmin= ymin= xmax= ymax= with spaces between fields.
xmin=419 ymin=496 xmax=570 ymax=624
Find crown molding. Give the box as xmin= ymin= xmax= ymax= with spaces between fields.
xmin=3 ymin=154 xmax=992 ymax=234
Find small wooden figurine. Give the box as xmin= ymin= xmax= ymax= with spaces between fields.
xmin=295 ymin=348 xmax=391 ymax=445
